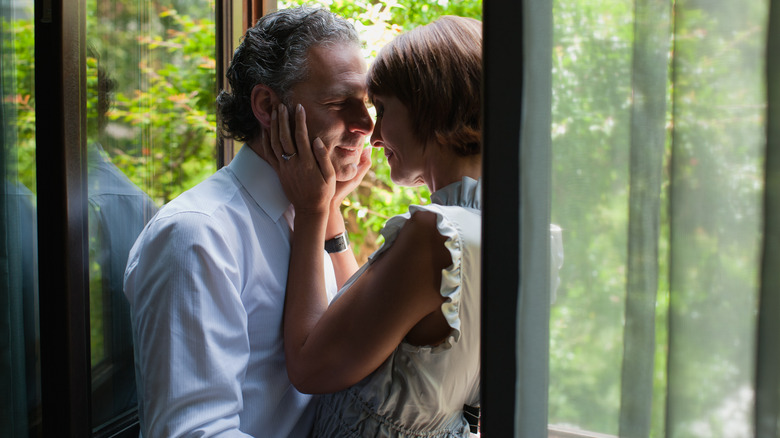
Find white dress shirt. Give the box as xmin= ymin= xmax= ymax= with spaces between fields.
xmin=124 ymin=145 xmax=337 ymax=437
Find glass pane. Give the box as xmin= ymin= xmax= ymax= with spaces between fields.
xmin=549 ymin=0 xmax=769 ymax=437
xmin=1 ymin=0 xmax=40 ymax=436
xmin=666 ymin=1 xmax=767 ymax=436
xmin=549 ymin=0 xmax=635 ymax=434
xmin=85 ymin=0 xmax=216 ymax=429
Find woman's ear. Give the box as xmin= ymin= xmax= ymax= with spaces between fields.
xmin=251 ymin=84 xmax=279 ymax=128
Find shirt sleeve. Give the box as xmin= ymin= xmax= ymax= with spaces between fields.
xmin=124 ymin=212 xmax=252 ymax=438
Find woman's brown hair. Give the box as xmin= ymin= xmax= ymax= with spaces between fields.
xmin=368 ymin=15 xmax=482 ymax=156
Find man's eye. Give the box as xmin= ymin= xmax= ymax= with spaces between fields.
xmin=327 ymin=101 xmax=346 ymax=108
xmin=375 ymin=107 xmax=384 ymax=119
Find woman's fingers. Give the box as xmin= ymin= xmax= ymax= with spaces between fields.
xmin=278 ymin=104 xmax=298 ymax=160
xmin=333 ymin=147 xmax=371 ymax=202
xmin=294 ymin=104 xmax=313 ymax=161
xmin=269 ymin=107 xmax=283 ymax=159
xmin=268 ymin=103 xmax=335 ymax=207
xmin=312 ymin=137 xmax=335 ymax=183
xmin=356 ymin=147 xmax=372 ymax=178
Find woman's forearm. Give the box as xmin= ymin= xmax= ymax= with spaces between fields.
xmin=326 ymin=201 xmax=359 ymax=288
xmin=284 ymin=209 xmax=330 ymax=387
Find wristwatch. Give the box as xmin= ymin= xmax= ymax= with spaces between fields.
xmin=325 ymin=232 xmax=350 ymax=253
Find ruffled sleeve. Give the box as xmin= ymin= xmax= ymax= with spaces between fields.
xmin=417 ymin=204 xmax=465 ymax=347
xmin=424 ymin=176 xmax=481 ymax=346
xmin=337 ymin=177 xmax=482 ymax=350
xmin=389 ymin=177 xmax=481 ymax=348
xmin=363 ymin=206 xmax=465 ymax=351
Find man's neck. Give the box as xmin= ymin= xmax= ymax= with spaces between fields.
xmin=245 ymin=136 xmax=268 ymax=162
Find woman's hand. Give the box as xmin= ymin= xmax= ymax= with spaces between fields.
xmin=263 ymin=103 xmax=335 ymax=216
xmin=332 ymin=147 xmax=372 ymax=210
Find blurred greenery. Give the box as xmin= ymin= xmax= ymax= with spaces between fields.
xmin=548 ymin=0 xmax=635 ymax=432
xmin=87 ymin=0 xmax=218 ymax=206
xmin=4 ymin=16 xmax=35 ymax=192
xmin=548 ymin=0 xmax=765 ymax=436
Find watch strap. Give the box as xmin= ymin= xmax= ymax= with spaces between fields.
xmin=325 ymin=232 xmax=350 ymax=253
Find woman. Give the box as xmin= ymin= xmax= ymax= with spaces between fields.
xmin=267 ymin=15 xmax=482 ymax=437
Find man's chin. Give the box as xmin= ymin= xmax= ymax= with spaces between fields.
xmin=334 ymin=163 xmax=359 ymax=182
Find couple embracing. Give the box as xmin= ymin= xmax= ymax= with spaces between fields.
xmin=124 ymin=6 xmax=482 ymax=437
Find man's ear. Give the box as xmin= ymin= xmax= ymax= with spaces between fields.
xmin=251 ymin=84 xmax=279 ymax=129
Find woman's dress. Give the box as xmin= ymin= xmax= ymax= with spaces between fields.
xmin=313 ymin=177 xmax=482 ymax=438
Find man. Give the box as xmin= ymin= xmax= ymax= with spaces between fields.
xmin=124 ymin=6 xmax=373 ymax=437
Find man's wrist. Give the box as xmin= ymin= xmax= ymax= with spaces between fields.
xmin=325 ymin=232 xmax=350 ymax=254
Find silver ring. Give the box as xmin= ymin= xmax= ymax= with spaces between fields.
xmin=282 ymin=152 xmax=297 ymax=161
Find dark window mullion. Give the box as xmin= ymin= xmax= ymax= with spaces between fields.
xmin=482 ymin=0 xmax=523 ymax=435
xmin=35 ymin=0 xmax=92 ymax=435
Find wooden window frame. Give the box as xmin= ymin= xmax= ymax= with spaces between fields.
xmin=34 ymin=0 xmax=242 ymax=436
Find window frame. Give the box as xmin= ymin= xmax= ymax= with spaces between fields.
xmin=33 ymin=0 xmax=247 ymax=436
xmin=36 ymin=0 xmax=91 ymax=435
xmin=31 ymin=0 xmax=528 ymax=436
xmin=482 ymin=0 xmax=523 ymax=434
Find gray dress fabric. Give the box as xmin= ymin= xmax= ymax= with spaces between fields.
xmin=313 ymin=177 xmax=482 ymax=438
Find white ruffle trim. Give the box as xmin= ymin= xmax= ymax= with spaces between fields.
xmin=367 ymin=177 xmax=481 ymax=352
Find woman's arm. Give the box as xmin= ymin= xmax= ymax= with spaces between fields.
xmin=325 ymin=148 xmax=371 ymax=288
xmin=268 ymin=104 xmax=452 ymax=394
xmin=286 ymin=209 xmax=452 ymax=394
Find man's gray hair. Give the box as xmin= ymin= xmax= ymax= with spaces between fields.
xmin=217 ymin=6 xmax=360 ymax=142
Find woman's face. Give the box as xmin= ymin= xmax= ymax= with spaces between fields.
xmin=370 ymin=95 xmax=428 ymax=187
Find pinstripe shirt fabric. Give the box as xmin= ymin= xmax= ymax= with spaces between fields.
xmin=124 ymin=145 xmax=337 ymax=437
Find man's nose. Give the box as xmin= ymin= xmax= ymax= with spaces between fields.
xmin=349 ymin=104 xmax=374 ymax=136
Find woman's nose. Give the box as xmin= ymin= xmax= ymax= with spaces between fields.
xmin=370 ymin=120 xmax=383 ymax=148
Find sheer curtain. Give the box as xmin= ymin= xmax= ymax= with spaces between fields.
xmin=499 ymin=0 xmax=777 ymax=436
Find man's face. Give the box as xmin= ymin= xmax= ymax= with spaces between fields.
xmin=286 ymin=43 xmax=374 ymax=181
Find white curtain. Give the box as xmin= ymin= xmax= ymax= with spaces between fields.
xmin=484 ymin=0 xmax=778 ymax=436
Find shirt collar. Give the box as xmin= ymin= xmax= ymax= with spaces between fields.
xmin=228 ymin=145 xmax=290 ymax=222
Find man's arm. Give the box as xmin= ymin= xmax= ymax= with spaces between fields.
xmin=125 ymin=214 xmax=252 ymax=437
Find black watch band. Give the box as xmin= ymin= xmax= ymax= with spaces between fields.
xmin=325 ymin=232 xmax=350 ymax=253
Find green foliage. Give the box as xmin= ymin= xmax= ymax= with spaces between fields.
xmin=385 ymin=0 xmax=481 ymax=29
xmin=89 ymin=1 xmax=217 ymax=205
xmin=659 ymin=4 xmax=765 ymax=436
xmin=3 ymin=16 xmax=36 ymax=192
xmin=549 ymin=0 xmax=765 ymax=436
xmin=548 ymin=1 xmax=635 ymax=431
xmin=7 ymin=2 xmax=217 ymax=206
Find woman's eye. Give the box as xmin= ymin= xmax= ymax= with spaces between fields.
xmin=375 ymin=107 xmax=384 ymax=119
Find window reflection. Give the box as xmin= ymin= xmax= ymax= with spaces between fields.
xmin=86 ymin=50 xmax=159 ymax=425
xmin=1 ymin=0 xmax=40 ymax=436
xmin=86 ymin=0 xmax=216 ymax=429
